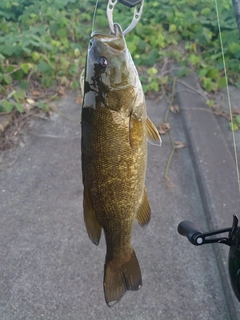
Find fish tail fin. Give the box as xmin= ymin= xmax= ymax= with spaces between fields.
xmin=103 ymin=249 xmax=142 ymax=307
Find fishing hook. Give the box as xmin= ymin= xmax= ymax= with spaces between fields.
xmin=107 ymin=0 xmax=144 ymax=35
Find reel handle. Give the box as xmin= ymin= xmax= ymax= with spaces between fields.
xmin=178 ymin=221 xmax=202 ymax=245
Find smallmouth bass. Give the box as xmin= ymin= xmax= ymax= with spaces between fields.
xmin=81 ymin=23 xmax=161 ymax=306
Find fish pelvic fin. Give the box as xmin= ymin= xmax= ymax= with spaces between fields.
xmin=136 ymin=188 xmax=151 ymax=227
xmin=104 ymin=249 xmax=142 ymax=307
xmin=146 ymin=117 xmax=162 ymax=146
xmin=83 ymin=188 xmax=102 ymax=245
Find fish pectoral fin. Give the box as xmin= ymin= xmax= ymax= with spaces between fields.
xmin=129 ymin=111 xmax=144 ymax=149
xmin=146 ymin=117 xmax=162 ymax=146
xmin=83 ymin=188 xmax=102 ymax=245
xmin=104 ymin=249 xmax=142 ymax=307
xmin=136 ymin=188 xmax=151 ymax=227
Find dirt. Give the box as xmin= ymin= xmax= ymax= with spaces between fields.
xmin=0 ymin=109 xmax=39 ymax=152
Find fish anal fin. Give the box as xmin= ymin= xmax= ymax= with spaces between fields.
xmin=104 ymin=249 xmax=142 ymax=307
xmin=83 ymin=187 xmax=102 ymax=245
xmin=136 ymin=188 xmax=151 ymax=227
xmin=146 ymin=117 xmax=162 ymax=146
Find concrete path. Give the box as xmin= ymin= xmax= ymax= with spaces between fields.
xmin=0 ymin=81 xmax=240 ymax=319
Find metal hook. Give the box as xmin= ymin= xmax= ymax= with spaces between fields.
xmin=107 ymin=0 xmax=144 ymax=35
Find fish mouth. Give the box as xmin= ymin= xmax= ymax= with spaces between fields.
xmin=91 ymin=23 xmax=123 ymax=38
xmin=91 ymin=24 xmax=125 ymax=51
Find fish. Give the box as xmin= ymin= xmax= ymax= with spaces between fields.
xmin=81 ymin=23 xmax=161 ymax=307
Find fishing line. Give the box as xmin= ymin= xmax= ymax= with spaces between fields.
xmin=214 ymin=0 xmax=240 ymax=195
xmin=92 ymin=0 xmax=99 ymax=33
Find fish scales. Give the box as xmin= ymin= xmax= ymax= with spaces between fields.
xmin=81 ymin=23 xmax=161 ymax=306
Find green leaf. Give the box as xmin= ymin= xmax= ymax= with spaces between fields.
xmin=201 ymin=8 xmax=211 ymax=15
xmin=229 ymin=43 xmax=240 ymax=54
xmin=19 ymin=80 xmax=29 ymax=90
xmin=15 ymin=103 xmax=24 ymax=113
xmin=217 ymin=77 xmax=226 ymax=89
xmin=37 ymin=102 xmax=45 ymax=109
xmin=3 ymin=74 xmax=12 ymax=84
xmin=6 ymin=66 xmax=15 ymax=73
xmin=57 ymin=28 xmax=67 ymax=38
xmin=127 ymin=42 xmax=137 ymax=54
xmin=149 ymin=81 xmax=159 ymax=92
xmin=210 ymin=53 xmax=223 ymax=60
xmin=147 ymin=67 xmax=158 ymax=76
xmin=143 ymin=49 xmax=159 ymax=66
xmin=169 ymin=24 xmax=177 ymax=32
xmin=207 ymin=68 xmax=219 ymax=79
xmin=37 ymin=62 xmax=52 ymax=73
xmin=229 ymin=121 xmax=239 ymax=131
xmin=12 ymin=69 xmax=24 ymax=81
xmin=37 ymin=102 xmax=49 ymax=112
xmin=22 ymin=47 xmax=31 ymax=55
xmin=235 ymin=115 xmax=240 ymax=124
xmin=202 ymin=77 xmax=215 ymax=92
xmin=206 ymin=99 xmax=214 ymax=107
xmin=32 ymin=52 xmax=41 ymax=61
xmin=74 ymin=48 xmax=80 ymax=57
xmin=21 ymin=63 xmax=29 ymax=74
xmin=198 ymin=69 xmax=208 ymax=78
xmin=14 ymin=89 xmax=25 ymax=101
xmin=189 ymin=54 xmax=200 ymax=65
xmin=2 ymin=100 xmax=14 ymax=112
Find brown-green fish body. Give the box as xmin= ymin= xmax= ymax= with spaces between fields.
xmin=81 ymin=24 xmax=161 ymax=306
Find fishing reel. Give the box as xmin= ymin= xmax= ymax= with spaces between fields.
xmin=178 ymin=215 xmax=240 ymax=302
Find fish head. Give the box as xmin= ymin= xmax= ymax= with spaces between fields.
xmin=84 ymin=24 xmax=139 ymax=111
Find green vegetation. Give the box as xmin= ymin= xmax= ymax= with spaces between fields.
xmin=0 ymin=0 xmax=239 ymax=113
xmin=230 ymin=115 xmax=240 ymax=131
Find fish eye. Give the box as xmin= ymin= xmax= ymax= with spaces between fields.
xmin=98 ymin=56 xmax=108 ymax=67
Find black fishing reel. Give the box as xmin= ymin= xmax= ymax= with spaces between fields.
xmin=178 ymin=215 xmax=240 ymax=302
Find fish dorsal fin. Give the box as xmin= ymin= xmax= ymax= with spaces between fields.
xmin=136 ymin=188 xmax=151 ymax=227
xmin=146 ymin=117 xmax=162 ymax=146
xmin=83 ymin=187 xmax=102 ymax=245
